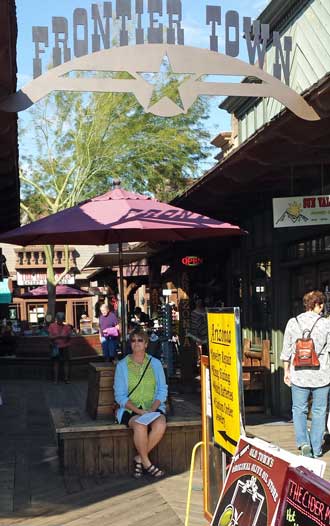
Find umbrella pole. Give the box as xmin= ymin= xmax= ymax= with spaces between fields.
xmin=118 ymin=241 xmax=127 ymax=346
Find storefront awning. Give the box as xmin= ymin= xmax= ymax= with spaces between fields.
xmin=0 ymin=278 xmax=12 ymax=304
xmin=83 ymin=251 xmax=150 ymax=269
xmin=19 ymin=285 xmax=92 ymax=298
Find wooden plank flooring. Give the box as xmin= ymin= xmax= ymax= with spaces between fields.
xmin=0 ymin=379 xmax=205 ymax=525
xmin=245 ymin=418 xmax=330 ymax=479
xmin=1 ymin=378 xmax=330 ymax=526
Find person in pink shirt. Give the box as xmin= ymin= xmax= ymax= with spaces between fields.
xmin=99 ymin=303 xmax=119 ymax=362
xmin=48 ymin=312 xmax=72 ymax=384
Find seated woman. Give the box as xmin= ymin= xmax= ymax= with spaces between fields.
xmin=114 ymin=327 xmax=167 ymax=479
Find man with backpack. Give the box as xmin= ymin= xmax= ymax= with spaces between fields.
xmin=281 ymin=290 xmax=330 ymax=458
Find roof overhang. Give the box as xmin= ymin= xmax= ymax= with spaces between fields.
xmin=173 ymin=74 xmax=330 ymax=222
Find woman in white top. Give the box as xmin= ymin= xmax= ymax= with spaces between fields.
xmin=281 ymin=290 xmax=330 ymax=458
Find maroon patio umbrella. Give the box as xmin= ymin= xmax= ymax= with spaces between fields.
xmin=20 ymin=285 xmax=91 ymax=297
xmin=0 ymin=187 xmax=242 ymax=245
xmin=0 ymin=185 xmax=244 ymax=335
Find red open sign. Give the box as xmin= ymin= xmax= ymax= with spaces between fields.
xmin=181 ymin=256 xmax=203 ymax=267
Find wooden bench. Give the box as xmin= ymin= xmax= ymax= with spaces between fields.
xmin=242 ymin=339 xmax=271 ymax=413
xmin=51 ymin=407 xmax=201 ymax=476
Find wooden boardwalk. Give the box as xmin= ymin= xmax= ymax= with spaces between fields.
xmin=245 ymin=416 xmax=330 ymax=479
xmin=0 ymin=379 xmax=205 ymax=525
xmin=1 ymin=379 xmax=330 ymax=525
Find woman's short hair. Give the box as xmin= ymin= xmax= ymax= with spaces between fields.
xmin=303 ymin=290 xmax=326 ymax=311
xmin=129 ymin=327 xmax=149 ymax=343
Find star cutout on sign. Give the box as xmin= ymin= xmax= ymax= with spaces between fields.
xmin=138 ymin=54 xmax=192 ymax=112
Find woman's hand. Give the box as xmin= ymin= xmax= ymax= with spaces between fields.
xmin=283 ymin=361 xmax=291 ymax=387
xmin=284 ymin=371 xmax=291 ymax=387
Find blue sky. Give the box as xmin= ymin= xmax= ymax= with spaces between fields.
xmin=15 ymin=0 xmax=268 ymax=168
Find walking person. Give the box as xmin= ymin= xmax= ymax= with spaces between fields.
xmin=48 ymin=312 xmax=72 ymax=384
xmin=99 ymin=303 xmax=119 ymax=362
xmin=114 ymin=327 xmax=167 ymax=479
xmin=281 ymin=290 xmax=330 ymax=458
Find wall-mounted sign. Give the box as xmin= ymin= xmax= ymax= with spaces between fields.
xmin=207 ymin=307 xmax=244 ymax=455
xmin=273 ymin=195 xmax=330 ymax=228
xmin=275 ymin=466 xmax=330 ymax=526
xmin=16 ymin=271 xmax=75 ymax=286
xmin=181 ymin=256 xmax=203 ymax=267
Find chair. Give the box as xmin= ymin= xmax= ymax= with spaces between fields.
xmin=242 ymin=339 xmax=271 ymax=413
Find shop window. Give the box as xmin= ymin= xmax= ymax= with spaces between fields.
xmin=250 ymin=260 xmax=272 ymax=339
xmin=8 ymin=304 xmax=20 ymax=321
xmin=311 ymin=239 xmax=318 ymax=254
xmin=325 ymin=236 xmax=330 ymax=251
xmin=288 ymin=235 xmax=330 ymax=260
xmin=28 ymin=303 xmax=46 ymax=324
xmin=73 ymin=301 xmax=89 ymax=331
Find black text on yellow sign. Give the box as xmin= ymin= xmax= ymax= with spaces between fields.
xmin=207 ymin=312 xmax=241 ymax=455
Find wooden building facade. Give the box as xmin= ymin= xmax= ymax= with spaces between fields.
xmin=174 ymin=0 xmax=330 ymax=415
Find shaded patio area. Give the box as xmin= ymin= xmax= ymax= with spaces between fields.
xmin=0 ymin=378 xmax=203 ymax=524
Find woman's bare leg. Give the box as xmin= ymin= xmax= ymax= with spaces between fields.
xmin=147 ymin=415 xmax=166 ymax=454
xmin=129 ymin=418 xmax=150 ymax=466
xmin=129 ymin=415 xmax=166 ymax=468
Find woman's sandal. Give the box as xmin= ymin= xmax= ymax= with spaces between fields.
xmin=145 ymin=464 xmax=165 ymax=478
xmin=133 ymin=459 xmax=144 ymax=479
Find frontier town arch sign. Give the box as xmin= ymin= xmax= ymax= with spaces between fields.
xmin=0 ymin=1 xmax=320 ymax=121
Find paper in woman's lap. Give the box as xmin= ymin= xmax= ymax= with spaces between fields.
xmin=136 ymin=412 xmax=161 ymax=425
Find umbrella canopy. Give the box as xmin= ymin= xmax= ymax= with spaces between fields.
xmin=0 ymin=188 xmax=243 ymax=246
xmin=0 ymin=186 xmax=245 ymax=343
xmin=20 ymin=285 xmax=91 ymax=298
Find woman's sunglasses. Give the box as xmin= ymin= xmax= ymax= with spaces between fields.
xmin=131 ymin=338 xmax=144 ymax=343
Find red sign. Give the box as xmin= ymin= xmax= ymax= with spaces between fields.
xmin=275 ymin=466 xmax=330 ymax=526
xmin=181 ymin=256 xmax=203 ymax=267
xmin=211 ymin=437 xmax=290 ymax=526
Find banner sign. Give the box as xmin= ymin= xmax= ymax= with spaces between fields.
xmin=275 ymin=466 xmax=330 ymax=526
xmin=273 ymin=195 xmax=330 ymax=228
xmin=207 ymin=307 xmax=244 ymax=455
xmin=211 ymin=437 xmax=326 ymax=526
xmin=17 ymin=271 xmax=75 ymax=286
